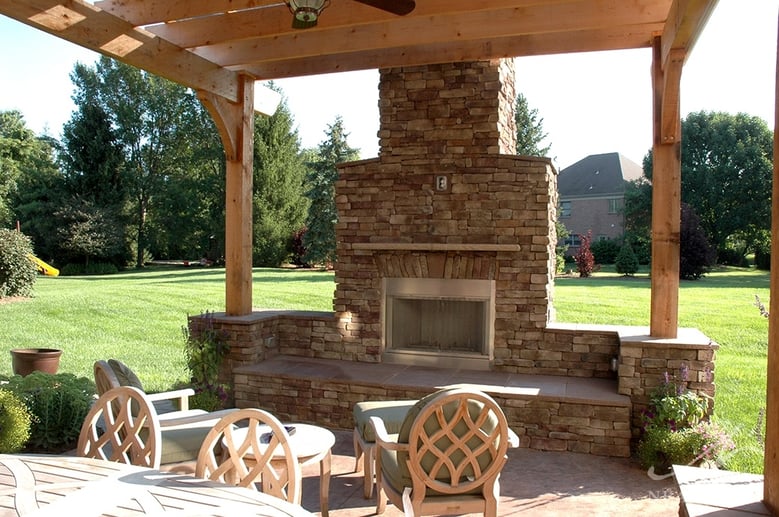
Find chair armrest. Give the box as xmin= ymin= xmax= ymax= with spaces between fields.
xmin=507 ymin=428 xmax=520 ymax=448
xmin=145 ymin=388 xmax=195 ymax=410
xmin=158 ymin=408 xmax=238 ymax=429
xmin=369 ymin=416 xmax=407 ymax=452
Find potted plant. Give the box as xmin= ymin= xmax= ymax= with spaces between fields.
xmin=637 ymin=366 xmax=735 ymax=478
xmin=10 ymin=348 xmax=62 ymax=376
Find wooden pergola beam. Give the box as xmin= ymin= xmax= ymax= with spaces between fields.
xmin=1 ymin=0 xmax=241 ymax=102
xmin=649 ymin=37 xmax=684 ymax=338
xmin=763 ymin=11 xmax=779 ymax=511
xmin=198 ymin=77 xmax=255 ymax=316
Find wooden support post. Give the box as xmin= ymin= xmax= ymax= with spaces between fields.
xmin=198 ymin=77 xmax=255 ymax=316
xmin=763 ymin=11 xmax=779 ymax=511
xmin=649 ymin=37 xmax=684 ymax=338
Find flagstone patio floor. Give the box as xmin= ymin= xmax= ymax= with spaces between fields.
xmin=296 ymin=429 xmax=680 ymax=516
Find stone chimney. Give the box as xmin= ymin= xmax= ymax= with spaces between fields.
xmin=377 ymin=59 xmax=517 ymax=158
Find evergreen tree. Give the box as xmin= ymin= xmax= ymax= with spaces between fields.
xmin=615 ymin=241 xmax=639 ymax=276
xmin=514 ymin=92 xmax=551 ymax=156
xmin=303 ymin=116 xmax=359 ymax=267
xmin=252 ymin=92 xmax=309 ymax=266
xmin=61 ymin=101 xmax=126 ymax=207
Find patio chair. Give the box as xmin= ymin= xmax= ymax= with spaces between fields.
xmin=353 ymin=398 xmax=418 ymax=498
xmin=95 ymin=359 xmax=199 ymax=418
xmin=77 ymin=385 xmax=162 ymax=469
xmin=195 ymin=408 xmax=302 ymax=504
xmin=94 ymin=360 xmax=238 ymax=467
xmin=370 ymin=387 xmax=513 ymax=517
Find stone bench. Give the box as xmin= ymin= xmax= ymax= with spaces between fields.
xmin=233 ymin=355 xmax=633 ymax=459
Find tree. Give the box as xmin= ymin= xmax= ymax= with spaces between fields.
xmin=574 ymin=230 xmax=595 ymax=277
xmin=555 ymin=220 xmax=570 ymax=275
xmin=303 ymin=116 xmax=359 ymax=266
xmin=0 ymin=111 xmax=54 ymax=229
xmin=681 ymin=111 xmax=772 ymax=259
xmin=252 ymin=92 xmax=309 ymax=266
xmin=514 ymin=92 xmax=551 ymax=156
xmin=615 ymin=241 xmax=639 ymax=276
xmin=632 ymin=112 xmax=773 ymax=263
xmin=69 ymin=57 xmax=195 ymax=268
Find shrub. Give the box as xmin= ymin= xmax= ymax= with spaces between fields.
xmin=573 ymin=230 xmax=595 ymax=277
xmin=717 ymin=246 xmax=748 ymax=267
xmin=4 ymin=372 xmax=96 ymax=452
xmin=590 ymin=239 xmax=620 ymax=264
xmin=289 ymin=227 xmax=309 ymax=267
xmin=183 ymin=311 xmax=231 ymax=410
xmin=615 ymin=242 xmax=639 ymax=276
xmin=0 ymin=229 xmax=38 ymax=298
xmin=60 ymin=261 xmax=120 ymax=276
xmin=680 ymin=203 xmax=715 ymax=280
xmin=754 ymin=238 xmax=771 ymax=270
xmin=0 ymin=389 xmax=32 ymax=453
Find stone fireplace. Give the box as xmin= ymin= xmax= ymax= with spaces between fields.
xmin=194 ymin=59 xmax=718 ymax=457
xmin=334 ymin=59 xmax=558 ymax=370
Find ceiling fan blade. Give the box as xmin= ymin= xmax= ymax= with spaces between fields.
xmin=355 ymin=0 xmax=415 ymax=16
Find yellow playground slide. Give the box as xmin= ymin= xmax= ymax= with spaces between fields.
xmin=27 ymin=254 xmax=59 ymax=277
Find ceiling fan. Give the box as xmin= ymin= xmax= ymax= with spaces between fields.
xmin=285 ymin=0 xmax=416 ymax=29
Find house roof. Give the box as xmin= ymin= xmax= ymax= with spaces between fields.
xmin=0 ymin=1 xmax=718 ymax=104
xmin=558 ymin=152 xmax=644 ymax=198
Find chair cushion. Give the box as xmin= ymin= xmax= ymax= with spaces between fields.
xmin=159 ymin=425 xmax=214 ymax=465
xmin=108 ymin=359 xmax=144 ymax=391
xmin=389 ymin=388 xmax=500 ymax=496
xmin=353 ymin=400 xmax=417 ymax=442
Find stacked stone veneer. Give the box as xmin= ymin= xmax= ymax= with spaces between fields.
xmin=189 ymin=59 xmax=719 ymax=456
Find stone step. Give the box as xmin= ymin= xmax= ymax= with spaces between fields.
xmin=234 ymin=355 xmax=632 ymax=458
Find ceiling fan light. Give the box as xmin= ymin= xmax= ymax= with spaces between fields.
xmin=286 ymin=0 xmax=330 ymax=22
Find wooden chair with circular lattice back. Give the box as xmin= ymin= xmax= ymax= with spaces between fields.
xmin=77 ymin=385 xmax=162 ymax=469
xmin=370 ymin=387 xmax=513 ymax=517
xmin=195 ymin=408 xmax=302 ymax=504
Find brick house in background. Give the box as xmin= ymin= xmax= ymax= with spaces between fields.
xmin=558 ymin=152 xmax=643 ymax=254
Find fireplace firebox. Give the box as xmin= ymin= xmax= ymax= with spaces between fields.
xmin=383 ymin=278 xmax=495 ymax=370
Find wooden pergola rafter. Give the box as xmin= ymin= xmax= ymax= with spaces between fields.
xmin=4 ymin=0 xmax=779 ymax=509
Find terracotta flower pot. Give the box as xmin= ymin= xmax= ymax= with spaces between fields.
xmin=10 ymin=348 xmax=62 ymax=377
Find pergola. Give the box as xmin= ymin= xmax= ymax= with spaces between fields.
xmin=3 ymin=0 xmax=778 ymax=509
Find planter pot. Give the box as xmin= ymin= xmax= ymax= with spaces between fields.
xmin=10 ymin=348 xmax=62 ymax=376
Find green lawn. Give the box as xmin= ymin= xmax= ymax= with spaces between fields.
xmin=0 ymin=265 xmax=768 ymax=472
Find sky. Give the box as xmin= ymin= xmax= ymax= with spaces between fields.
xmin=0 ymin=0 xmax=777 ymax=169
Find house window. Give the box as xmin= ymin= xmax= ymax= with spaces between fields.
xmin=608 ymin=198 xmax=621 ymax=214
xmin=560 ymin=201 xmax=572 ymax=218
xmin=564 ymin=234 xmax=581 ymax=247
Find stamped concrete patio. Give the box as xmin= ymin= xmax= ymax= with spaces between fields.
xmin=297 ymin=429 xmax=679 ymax=516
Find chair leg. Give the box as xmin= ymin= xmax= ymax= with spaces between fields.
xmin=353 ymin=428 xmax=363 ymax=473
xmin=363 ymin=443 xmax=374 ymax=498
xmin=375 ymin=450 xmax=386 ymax=515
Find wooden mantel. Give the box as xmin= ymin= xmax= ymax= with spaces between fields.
xmin=351 ymin=243 xmax=521 ymax=252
